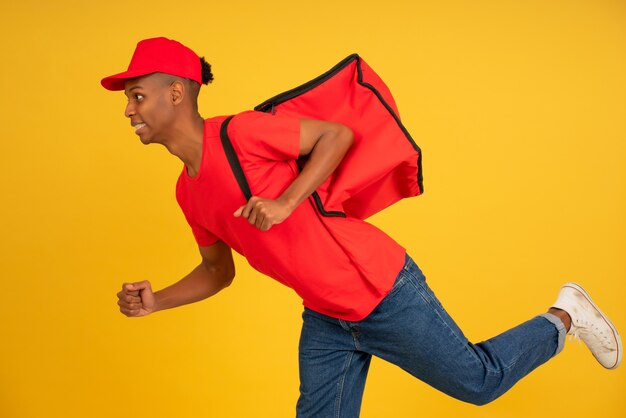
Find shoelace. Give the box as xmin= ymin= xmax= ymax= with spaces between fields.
xmin=570 ymin=324 xmax=615 ymax=352
xmin=569 ymin=327 xmax=583 ymax=344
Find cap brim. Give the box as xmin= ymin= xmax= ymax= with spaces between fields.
xmin=100 ymin=69 xmax=157 ymax=91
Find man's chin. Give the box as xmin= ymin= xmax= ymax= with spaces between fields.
xmin=137 ymin=134 xmax=153 ymax=145
xmin=136 ymin=131 xmax=164 ymax=145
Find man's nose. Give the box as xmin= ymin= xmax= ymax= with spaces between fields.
xmin=125 ymin=102 xmax=135 ymax=118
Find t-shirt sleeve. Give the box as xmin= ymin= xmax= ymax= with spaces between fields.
xmin=176 ymin=179 xmax=220 ymax=247
xmin=228 ymin=111 xmax=300 ymax=161
xmin=187 ymin=217 xmax=219 ymax=247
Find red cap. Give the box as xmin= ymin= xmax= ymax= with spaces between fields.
xmin=101 ymin=37 xmax=202 ymax=91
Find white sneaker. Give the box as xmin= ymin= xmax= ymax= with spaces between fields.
xmin=552 ymin=282 xmax=622 ymax=369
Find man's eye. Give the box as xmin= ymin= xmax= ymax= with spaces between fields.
xmin=135 ymin=94 xmax=144 ymax=101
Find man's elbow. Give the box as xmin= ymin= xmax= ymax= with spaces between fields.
xmin=222 ymin=275 xmax=235 ymax=289
xmin=337 ymin=123 xmax=354 ymax=148
xmin=204 ymin=262 xmax=236 ymax=291
xmin=221 ymin=265 xmax=236 ymax=289
xmin=341 ymin=125 xmax=354 ymax=146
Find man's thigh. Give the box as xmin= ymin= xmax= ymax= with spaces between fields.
xmin=297 ymin=308 xmax=372 ymax=418
xmin=354 ymin=257 xmax=484 ymax=396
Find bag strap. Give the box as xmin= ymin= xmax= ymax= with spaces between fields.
xmin=220 ymin=115 xmax=252 ymax=201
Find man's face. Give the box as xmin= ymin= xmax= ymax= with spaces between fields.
xmin=124 ymin=73 xmax=175 ymax=145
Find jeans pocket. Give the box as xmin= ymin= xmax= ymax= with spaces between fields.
xmin=400 ymin=259 xmax=446 ymax=311
xmin=385 ymin=270 xmax=409 ymax=299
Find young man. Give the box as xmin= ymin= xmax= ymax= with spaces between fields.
xmin=105 ymin=37 xmax=621 ymax=417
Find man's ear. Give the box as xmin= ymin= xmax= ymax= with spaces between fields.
xmin=170 ymin=80 xmax=185 ymax=105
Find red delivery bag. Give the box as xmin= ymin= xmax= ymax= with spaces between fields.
xmin=221 ymin=53 xmax=423 ymax=220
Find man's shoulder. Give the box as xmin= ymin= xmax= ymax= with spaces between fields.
xmin=204 ymin=114 xmax=237 ymax=128
xmin=204 ymin=110 xmax=257 ymax=121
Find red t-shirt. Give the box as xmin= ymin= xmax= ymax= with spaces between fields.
xmin=176 ymin=110 xmax=406 ymax=321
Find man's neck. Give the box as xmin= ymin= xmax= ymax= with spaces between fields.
xmin=163 ymin=113 xmax=205 ymax=177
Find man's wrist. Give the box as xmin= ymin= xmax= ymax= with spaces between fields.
xmin=278 ymin=194 xmax=300 ymax=213
xmin=151 ymin=290 xmax=165 ymax=313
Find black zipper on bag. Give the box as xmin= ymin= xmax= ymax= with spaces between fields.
xmin=221 ymin=54 xmax=424 ymax=218
xmin=255 ymin=54 xmax=360 ymax=113
xmin=353 ymin=60 xmax=424 ymax=193
xmin=295 ymin=159 xmax=346 ymax=218
xmin=254 ymin=53 xmax=423 ymax=194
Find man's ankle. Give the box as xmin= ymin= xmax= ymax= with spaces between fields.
xmin=548 ymin=307 xmax=572 ymax=332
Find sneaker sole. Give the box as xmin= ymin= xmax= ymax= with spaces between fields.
xmin=563 ymin=282 xmax=622 ymax=369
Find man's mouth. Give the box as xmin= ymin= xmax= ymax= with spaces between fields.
xmin=133 ymin=123 xmax=147 ymax=132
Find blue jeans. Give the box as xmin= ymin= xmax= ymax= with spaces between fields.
xmin=296 ymin=253 xmax=566 ymax=417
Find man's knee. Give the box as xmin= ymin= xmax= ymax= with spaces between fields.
xmin=454 ymin=387 xmax=502 ymax=406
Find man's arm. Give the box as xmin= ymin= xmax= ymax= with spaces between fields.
xmin=117 ymin=240 xmax=235 ymax=317
xmin=233 ymin=118 xmax=354 ymax=231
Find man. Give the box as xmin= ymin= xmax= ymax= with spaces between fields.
xmin=104 ymin=37 xmax=621 ymax=417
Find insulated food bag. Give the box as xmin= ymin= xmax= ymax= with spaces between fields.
xmin=221 ymin=53 xmax=423 ymax=220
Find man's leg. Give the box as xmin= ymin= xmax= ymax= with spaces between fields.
xmin=354 ymin=254 xmax=566 ymax=405
xmin=297 ymin=308 xmax=372 ymax=418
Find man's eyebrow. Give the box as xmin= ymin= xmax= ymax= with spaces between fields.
xmin=124 ymin=85 xmax=142 ymax=96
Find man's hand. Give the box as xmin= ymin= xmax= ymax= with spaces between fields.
xmin=233 ymin=196 xmax=294 ymax=231
xmin=117 ymin=280 xmax=156 ymax=317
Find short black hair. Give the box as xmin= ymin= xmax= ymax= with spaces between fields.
xmin=200 ymin=57 xmax=213 ymax=85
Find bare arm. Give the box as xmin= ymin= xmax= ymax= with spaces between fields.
xmin=233 ymin=118 xmax=354 ymax=231
xmin=117 ymin=240 xmax=235 ymax=317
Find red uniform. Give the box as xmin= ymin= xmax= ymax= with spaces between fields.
xmin=176 ymin=110 xmax=406 ymax=321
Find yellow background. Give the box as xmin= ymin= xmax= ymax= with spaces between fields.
xmin=1 ymin=0 xmax=624 ymax=417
